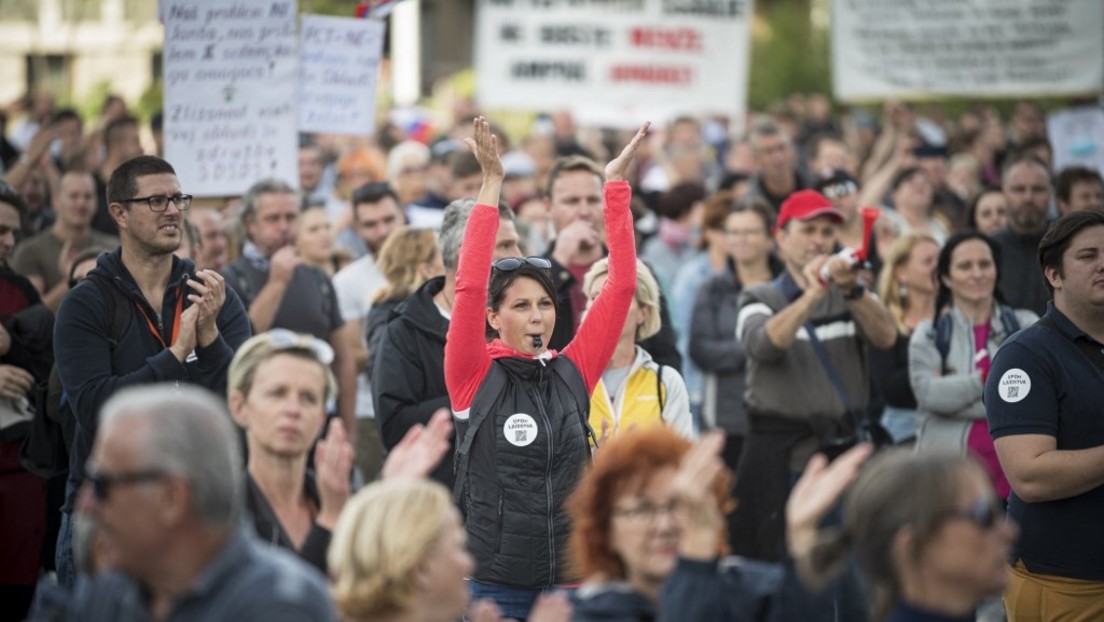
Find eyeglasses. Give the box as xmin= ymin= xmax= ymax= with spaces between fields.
xmin=724 ymin=228 xmax=767 ymax=238
xmin=613 ymin=499 xmax=681 ymax=526
xmin=264 ymin=328 xmax=335 ymax=365
xmin=85 ymin=465 xmax=167 ymax=501
xmin=492 ymin=256 xmax=552 ymax=272
xmin=821 ymin=181 xmax=858 ymax=200
xmin=120 ymin=194 xmax=193 ymax=212
xmin=944 ymin=497 xmax=1005 ymax=530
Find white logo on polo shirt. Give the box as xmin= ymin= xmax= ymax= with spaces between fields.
xmin=504 ymin=413 xmax=538 ymax=447
xmin=998 ymin=368 xmax=1031 ymax=403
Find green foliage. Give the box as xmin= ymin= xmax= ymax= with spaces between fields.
xmin=74 ymin=79 xmax=114 ymax=123
xmin=748 ymin=0 xmax=831 ymax=112
xmin=135 ymin=78 xmax=164 ymax=120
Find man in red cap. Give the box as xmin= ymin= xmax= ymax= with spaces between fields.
xmin=728 ymin=189 xmax=895 ymax=573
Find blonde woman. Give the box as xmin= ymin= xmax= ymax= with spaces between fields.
xmin=583 ymin=258 xmax=694 ymax=440
xmin=329 ymin=479 xmax=573 ymax=622
xmin=871 ymin=233 xmax=940 ymax=443
xmin=364 ymin=227 xmax=445 ymax=371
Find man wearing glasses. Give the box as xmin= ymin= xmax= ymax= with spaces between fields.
xmin=71 ymin=385 xmax=334 ymax=621
xmin=53 ymin=155 xmax=252 ymax=588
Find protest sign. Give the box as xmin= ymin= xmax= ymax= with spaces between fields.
xmin=163 ymin=0 xmax=299 ymax=196
xmin=1049 ymin=106 xmax=1104 ymax=176
xmin=833 ymin=0 xmax=1104 ymax=101
xmin=474 ymin=0 xmax=752 ymax=124
xmin=300 ymin=15 xmax=386 ymax=135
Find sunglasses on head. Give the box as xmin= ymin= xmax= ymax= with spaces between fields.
xmin=944 ymin=496 xmax=1005 ymax=530
xmin=821 ymin=180 xmax=858 ymax=200
xmin=263 ymin=328 xmax=335 ymax=365
xmin=492 ymin=256 xmax=552 ymax=272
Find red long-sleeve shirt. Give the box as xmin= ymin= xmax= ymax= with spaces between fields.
xmin=445 ymin=180 xmax=637 ymax=417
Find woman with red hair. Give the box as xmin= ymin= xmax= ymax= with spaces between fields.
xmin=567 ymin=426 xmax=871 ymax=621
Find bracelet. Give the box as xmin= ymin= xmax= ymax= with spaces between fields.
xmin=843 ymin=283 xmax=866 ymax=301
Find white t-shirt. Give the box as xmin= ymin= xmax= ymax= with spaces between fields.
xmin=333 ymin=254 xmax=387 ymax=419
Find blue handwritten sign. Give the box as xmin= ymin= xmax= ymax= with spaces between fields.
xmin=299 ymin=15 xmax=385 ymax=136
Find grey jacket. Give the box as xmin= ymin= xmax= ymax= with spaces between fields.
xmin=909 ymin=304 xmax=1038 ymax=453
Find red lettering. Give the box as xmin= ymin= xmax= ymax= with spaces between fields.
xmin=609 ymin=65 xmax=693 ymax=85
xmin=628 ymin=27 xmax=702 ymax=52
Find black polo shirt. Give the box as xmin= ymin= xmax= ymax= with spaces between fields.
xmin=985 ymin=302 xmax=1104 ymax=580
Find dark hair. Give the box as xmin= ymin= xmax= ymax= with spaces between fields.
xmin=351 ymin=181 xmax=399 ymax=209
xmin=718 ymin=172 xmax=750 ymax=193
xmin=103 ymin=115 xmax=139 ymax=151
xmin=1055 ymin=166 xmax=1103 ymax=204
xmin=68 ymin=248 xmax=103 ymax=287
xmin=448 ymin=151 xmax=482 ymax=181
xmin=0 ymin=180 xmax=28 ymax=215
xmin=1037 ymin=210 xmax=1104 ymax=296
xmin=1000 ymin=153 xmax=1050 ymax=183
xmin=107 ymin=156 xmax=176 ymax=205
xmin=485 ymin=265 xmax=557 ymax=340
xmin=891 ymin=166 xmax=925 ymax=193
xmin=1016 ymin=136 xmax=1053 ymax=160
xmin=964 ymin=187 xmax=1004 ymax=231
xmin=933 ymin=231 xmax=1004 ymax=321
xmin=657 ymin=181 xmax=706 ymax=221
xmin=807 ymin=132 xmax=845 ymax=163
xmin=735 ymin=196 xmax=775 ymax=234
xmin=150 ymin=110 xmax=163 ymax=133
xmin=51 ymin=108 xmax=81 ymax=126
xmin=546 ymin=155 xmax=604 ymax=199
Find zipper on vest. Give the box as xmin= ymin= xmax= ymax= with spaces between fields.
xmin=531 ymin=378 xmax=556 ymax=584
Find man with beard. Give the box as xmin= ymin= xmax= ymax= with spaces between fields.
xmin=993 ymin=155 xmax=1053 ymax=316
xmin=12 ymin=171 xmax=117 ymax=311
xmin=53 ymin=155 xmax=252 ymax=587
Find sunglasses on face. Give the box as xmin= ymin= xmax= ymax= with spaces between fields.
xmin=85 ymin=466 xmax=167 ymax=501
xmin=492 ymin=256 xmax=552 ymax=272
xmin=944 ymin=496 xmax=1005 ymax=530
xmin=263 ymin=328 xmax=335 ymax=365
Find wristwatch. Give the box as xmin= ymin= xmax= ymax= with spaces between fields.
xmin=843 ymin=283 xmax=866 ymax=301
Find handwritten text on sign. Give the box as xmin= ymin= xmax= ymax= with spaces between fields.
xmin=832 ymin=0 xmax=1104 ymax=101
xmin=474 ymin=0 xmax=752 ymax=122
xmin=300 ymin=15 xmax=385 ymax=136
xmin=163 ymin=0 xmax=299 ymax=196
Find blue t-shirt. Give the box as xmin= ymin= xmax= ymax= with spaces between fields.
xmin=984 ymin=303 xmax=1104 ymax=580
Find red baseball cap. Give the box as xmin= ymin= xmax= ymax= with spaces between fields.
xmin=775 ymin=190 xmax=845 ymax=230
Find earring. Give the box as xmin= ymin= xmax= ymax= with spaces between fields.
xmin=899 ymin=284 xmax=908 ymax=299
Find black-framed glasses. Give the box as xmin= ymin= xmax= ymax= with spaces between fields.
xmin=264 ymin=328 xmax=335 ymax=365
xmin=613 ymin=499 xmax=681 ymax=526
xmin=944 ymin=497 xmax=1005 ymax=530
xmin=493 ymin=256 xmax=552 ymax=272
xmin=85 ymin=466 xmax=167 ymax=501
xmin=120 ymin=194 xmax=193 ymax=212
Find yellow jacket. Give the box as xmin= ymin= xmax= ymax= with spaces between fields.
xmin=589 ymin=346 xmax=695 ymax=441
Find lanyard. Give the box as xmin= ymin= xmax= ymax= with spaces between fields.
xmin=135 ymin=291 xmax=185 ymax=349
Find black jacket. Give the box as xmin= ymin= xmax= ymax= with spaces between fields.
xmin=689 ymin=256 xmax=784 ymax=435
xmin=456 ymin=355 xmax=590 ymax=588
xmin=370 ymin=276 xmax=453 ymax=487
xmin=542 ymin=243 xmax=681 ymax=370
xmin=245 ymin=473 xmax=330 ymax=574
xmin=571 ymin=557 xmax=787 ymax=622
xmin=55 ymin=249 xmax=251 ymax=512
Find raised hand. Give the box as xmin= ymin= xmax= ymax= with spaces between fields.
xmin=464 ymin=116 xmax=504 ymax=181
xmin=170 ymin=303 xmax=200 ymax=363
xmin=380 ymin=408 xmax=453 ymax=481
xmin=314 ymin=419 xmax=355 ymax=530
xmin=785 ymin=443 xmax=872 ymax=561
xmin=0 ymin=364 xmax=35 ymax=400
xmin=269 ymin=245 xmax=300 ymax=286
xmin=605 ymin=122 xmax=651 ymax=182
xmin=672 ymin=430 xmax=726 ymax=560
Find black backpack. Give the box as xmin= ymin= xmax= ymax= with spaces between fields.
xmin=19 ymin=274 xmax=131 ymax=478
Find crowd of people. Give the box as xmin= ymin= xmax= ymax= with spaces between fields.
xmin=1 ymin=88 xmax=1103 ymax=622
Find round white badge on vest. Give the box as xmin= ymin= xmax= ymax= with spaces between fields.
xmin=998 ymin=368 xmax=1031 ymax=403
xmin=504 ymin=413 xmax=538 ymax=447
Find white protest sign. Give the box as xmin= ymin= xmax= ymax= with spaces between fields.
xmin=163 ymin=0 xmax=299 ymax=197
xmin=300 ymin=15 xmax=386 ymax=136
xmin=832 ymin=0 xmax=1104 ymax=101
xmin=474 ymin=0 xmax=752 ymax=124
xmin=1048 ymin=106 xmax=1104 ymax=177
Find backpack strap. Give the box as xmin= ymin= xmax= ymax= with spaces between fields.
xmin=934 ymin=313 xmax=954 ymax=374
xmin=452 ymin=363 xmax=507 ymax=505
xmin=655 ymin=364 xmax=666 ymax=415
xmin=548 ymin=356 xmax=598 ymax=450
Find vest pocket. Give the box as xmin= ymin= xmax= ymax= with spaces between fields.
xmin=494 ymin=491 xmax=504 ymax=555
